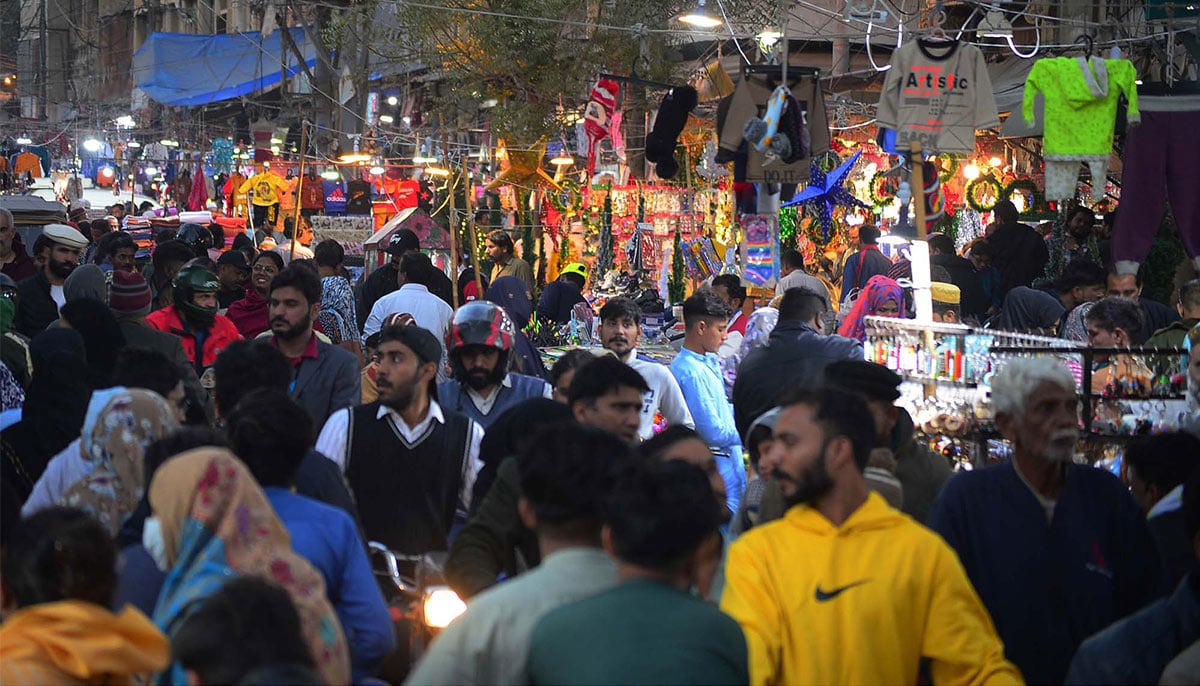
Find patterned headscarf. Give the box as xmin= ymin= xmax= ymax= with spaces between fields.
xmin=149 ymin=449 xmax=350 ymax=685
xmin=837 ymin=275 xmax=906 ymax=342
xmin=318 ymin=275 xmax=359 ymax=345
xmin=1062 ymin=301 xmax=1096 ymax=343
xmin=62 ymin=389 xmax=177 ymax=536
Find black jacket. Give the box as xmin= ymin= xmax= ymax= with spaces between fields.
xmin=536 ymin=280 xmax=586 ymax=325
xmin=13 ymin=270 xmax=59 ymax=338
xmin=931 ymin=253 xmax=987 ymax=318
xmin=987 ymin=222 xmax=1049 ymax=296
xmin=732 ymin=321 xmax=863 ymax=438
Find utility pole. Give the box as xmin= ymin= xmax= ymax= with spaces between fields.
xmin=39 ymin=0 xmax=47 ymax=120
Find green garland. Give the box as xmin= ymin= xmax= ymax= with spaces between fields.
xmin=1002 ymin=178 xmax=1045 ymax=216
xmin=868 ymin=170 xmax=890 ymax=206
xmin=669 ymin=229 xmax=686 ymax=304
xmin=965 ymin=174 xmax=1003 ymax=212
xmin=779 ymin=206 xmax=798 ymax=254
xmin=548 ymin=178 xmax=582 ymax=214
xmin=932 ymin=155 xmax=960 ymax=183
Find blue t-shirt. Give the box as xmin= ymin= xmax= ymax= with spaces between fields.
xmin=322 ymin=180 xmax=347 ymax=215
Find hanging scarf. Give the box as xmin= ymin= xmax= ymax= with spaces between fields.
xmin=62 ymin=389 xmax=178 ymax=536
xmin=150 ymin=449 xmax=350 ymax=685
xmin=188 ymin=164 xmax=209 ymax=212
xmin=837 ymin=275 xmax=906 ymax=342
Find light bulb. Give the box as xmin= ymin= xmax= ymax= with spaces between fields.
xmin=387 ymin=95 xmax=398 ymax=106
xmin=963 ymin=163 xmax=980 ymax=180
xmin=379 ymin=114 xmax=394 ymax=124
xmin=988 ymin=156 xmax=1002 ymax=167
xmin=83 ymin=138 xmax=104 ymax=152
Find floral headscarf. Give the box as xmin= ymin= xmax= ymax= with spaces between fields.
xmin=1062 ymin=301 xmax=1096 ymax=343
xmin=837 ymin=275 xmax=906 ymax=342
xmin=62 ymin=389 xmax=178 ymax=536
xmin=149 ymin=449 xmax=350 ymax=685
xmin=318 ymin=275 xmax=359 ymax=345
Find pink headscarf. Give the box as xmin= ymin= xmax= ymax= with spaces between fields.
xmin=837 ymin=275 xmax=906 ymax=341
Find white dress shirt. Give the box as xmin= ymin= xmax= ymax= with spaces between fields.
xmin=362 ymin=283 xmax=454 ymax=343
xmin=315 ymin=399 xmax=484 ymax=512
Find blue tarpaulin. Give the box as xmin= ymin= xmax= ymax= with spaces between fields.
xmin=132 ymin=29 xmax=317 ymax=106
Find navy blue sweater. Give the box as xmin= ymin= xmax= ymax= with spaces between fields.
xmin=928 ymin=461 xmax=1164 ymax=684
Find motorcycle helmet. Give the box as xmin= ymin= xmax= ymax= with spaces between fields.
xmin=177 ymin=223 xmax=214 ymax=257
xmin=446 ymin=302 xmax=516 ymax=386
xmin=172 ymin=265 xmax=220 ymax=330
xmin=560 ymin=262 xmax=588 ymax=280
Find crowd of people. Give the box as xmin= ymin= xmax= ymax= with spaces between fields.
xmin=1 ymin=200 xmax=1199 ymax=686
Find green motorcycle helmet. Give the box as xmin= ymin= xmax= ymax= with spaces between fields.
xmin=173 ymin=264 xmax=220 ymax=329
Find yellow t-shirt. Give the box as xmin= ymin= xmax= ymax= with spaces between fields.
xmin=238 ymin=171 xmax=288 ymax=206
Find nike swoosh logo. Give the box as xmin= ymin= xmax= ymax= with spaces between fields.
xmin=814 ymin=579 xmax=870 ymax=602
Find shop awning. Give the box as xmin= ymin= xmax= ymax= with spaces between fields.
xmin=132 ymin=29 xmax=318 ymax=107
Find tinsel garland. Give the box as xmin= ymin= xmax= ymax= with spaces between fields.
xmin=955 ymin=208 xmax=984 ymax=251
xmin=596 ymin=192 xmax=614 ymax=276
xmin=669 ymin=229 xmax=686 ymax=304
xmin=779 ymin=206 xmax=798 ymax=254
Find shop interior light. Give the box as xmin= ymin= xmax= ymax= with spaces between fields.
xmin=963 ymin=163 xmax=981 ymax=180
xmin=114 ymin=115 xmax=136 ymax=128
xmin=15 ymin=137 xmax=32 ymax=145
xmin=678 ymin=0 xmax=722 ymax=27
xmin=402 ymin=116 xmax=412 ymax=126
xmin=321 ymin=170 xmax=340 ymax=180
xmin=550 ymin=154 xmax=574 ymax=166
xmin=988 ymin=156 xmax=1003 ymax=167
xmin=99 ymin=166 xmax=114 ymax=178
xmin=480 ymin=98 xmax=499 ymax=109
xmin=379 ymin=114 xmax=395 ymax=124
xmin=387 ymin=95 xmax=399 ymax=106
xmin=424 ymin=166 xmax=452 ymax=177
xmin=756 ymin=30 xmax=782 ymax=47
xmin=338 ymin=152 xmax=373 ymax=164
xmin=412 ymin=155 xmax=437 ymax=164
xmin=369 ymin=166 xmax=385 ymax=175
xmin=126 ymin=140 xmax=141 ymax=148
xmin=83 ymin=138 xmax=104 ymax=152
xmin=160 ymin=139 xmax=179 ymax=147
xmin=143 ymin=166 xmax=159 ymax=176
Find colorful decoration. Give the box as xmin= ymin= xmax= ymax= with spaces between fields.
xmin=783 ymin=151 xmax=869 ymax=241
xmin=931 ymin=155 xmax=960 ymax=183
xmin=965 ymin=173 xmax=1003 ymax=212
xmin=1002 ymin=178 xmax=1045 ymax=216
xmin=779 ymin=206 xmax=798 ymax=254
xmin=739 ymin=214 xmax=778 ymax=287
xmin=669 ymin=229 xmax=686 ymax=303
xmin=211 ymin=138 xmax=234 ymax=174
xmin=485 ymin=139 xmax=562 ymax=192
xmin=583 ymin=78 xmax=619 ymax=180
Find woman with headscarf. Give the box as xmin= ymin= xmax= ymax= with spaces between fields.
xmin=318 ymin=273 xmax=360 ymax=349
xmin=146 ymin=449 xmax=350 ymax=685
xmin=61 ymin=389 xmax=178 ymax=537
xmin=60 ymin=298 xmax=127 ymax=389
xmin=1 ymin=328 xmax=91 ymax=503
xmin=837 ymin=274 xmax=906 ymax=342
xmin=484 ymin=276 xmax=549 ymax=380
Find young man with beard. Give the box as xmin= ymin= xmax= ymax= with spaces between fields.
xmin=145 ymin=265 xmax=242 ymax=380
xmin=267 ymin=265 xmax=360 ymax=428
xmin=315 ymin=324 xmax=483 ymax=556
xmin=438 ymin=301 xmax=550 ymax=429
xmin=928 ymin=358 xmax=1164 ymax=683
xmin=13 ymin=224 xmax=88 ymax=337
xmin=720 ymin=387 xmax=1019 ymax=686
xmin=598 ymin=297 xmax=693 ymax=439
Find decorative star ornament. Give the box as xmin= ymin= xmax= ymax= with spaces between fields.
xmin=485 ymin=139 xmax=562 ymax=192
xmin=783 ymin=151 xmax=868 ymax=241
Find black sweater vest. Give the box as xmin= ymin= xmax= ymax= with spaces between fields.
xmin=346 ymin=402 xmax=471 ymax=555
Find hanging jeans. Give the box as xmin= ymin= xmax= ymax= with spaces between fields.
xmin=1112 ymin=108 xmax=1200 ymax=265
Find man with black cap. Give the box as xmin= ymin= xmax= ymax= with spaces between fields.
xmin=356 ymin=228 xmax=454 ymax=329
xmin=215 ymin=250 xmax=250 ymax=310
xmin=824 ymin=360 xmax=951 ymax=524
xmin=13 ymin=223 xmax=88 ymax=337
xmin=315 ymin=323 xmax=484 ymax=556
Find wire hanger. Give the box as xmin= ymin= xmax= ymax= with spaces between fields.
xmin=1074 ymin=34 xmax=1095 ymax=58
xmin=599 ymin=56 xmax=675 ymax=94
xmin=925 ymin=9 xmax=953 ymax=42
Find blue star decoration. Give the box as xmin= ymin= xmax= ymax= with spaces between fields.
xmin=783 ymin=151 xmax=869 ymax=242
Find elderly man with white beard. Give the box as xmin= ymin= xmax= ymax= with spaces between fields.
xmin=928 ymin=357 xmax=1165 ymax=685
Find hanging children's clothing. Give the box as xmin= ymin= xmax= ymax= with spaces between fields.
xmin=876 ymin=38 xmax=999 ymax=155
xmin=1111 ymin=93 xmax=1200 ymax=273
xmin=717 ymin=73 xmax=829 ymax=184
xmin=1022 ymin=56 xmax=1140 ymax=202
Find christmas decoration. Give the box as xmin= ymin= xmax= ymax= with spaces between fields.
xmin=779 ymin=206 xmax=798 ymax=254
xmin=1002 ymin=178 xmax=1046 ymax=216
xmin=669 ymin=229 xmax=686 ymax=303
xmin=584 ymin=78 xmax=619 ymax=179
xmin=596 ymin=191 xmax=615 ymax=276
xmin=965 ymin=173 xmax=1003 ymax=212
xmin=782 ymin=151 xmax=869 ymax=242
xmin=485 ymin=139 xmax=562 ymax=192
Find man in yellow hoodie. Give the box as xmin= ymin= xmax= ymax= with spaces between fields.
xmin=0 ymin=507 xmax=169 ymax=685
xmin=720 ymin=385 xmax=1022 ymax=686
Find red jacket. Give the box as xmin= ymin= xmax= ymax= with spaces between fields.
xmin=145 ymin=305 xmax=242 ymax=371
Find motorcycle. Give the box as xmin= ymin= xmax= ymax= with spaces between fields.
xmin=369 ymin=543 xmax=467 ymax=683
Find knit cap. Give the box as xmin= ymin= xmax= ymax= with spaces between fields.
xmin=109 ymin=271 xmax=153 ymax=318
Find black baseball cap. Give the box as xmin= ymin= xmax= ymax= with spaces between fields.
xmin=385 ymin=229 xmax=420 ymax=256
xmin=216 ymin=250 xmax=250 ymax=272
xmin=823 ymin=360 xmax=902 ymax=402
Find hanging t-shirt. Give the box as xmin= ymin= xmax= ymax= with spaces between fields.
xmin=1022 ymin=56 xmax=1140 ymax=159
xmin=875 ymin=39 xmax=999 ymax=155
xmin=345 ymin=178 xmax=373 ymax=215
xmin=300 ymin=175 xmax=324 ymax=210
xmin=238 ymin=171 xmax=288 ymax=206
xmin=323 ymin=180 xmax=347 ymax=215
xmin=393 ymin=179 xmax=420 ymax=210
xmin=278 ymin=176 xmax=299 ymax=212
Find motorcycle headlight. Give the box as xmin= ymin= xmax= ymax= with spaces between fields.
xmin=422 ymin=586 xmax=466 ymax=629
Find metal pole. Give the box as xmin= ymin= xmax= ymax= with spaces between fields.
xmin=39 ymin=0 xmax=48 ymax=120
xmin=289 ymin=123 xmax=308 ymax=262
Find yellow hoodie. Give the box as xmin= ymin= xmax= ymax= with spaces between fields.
xmin=0 ymin=600 xmax=169 ymax=685
xmin=721 ymin=493 xmax=1023 ymax=686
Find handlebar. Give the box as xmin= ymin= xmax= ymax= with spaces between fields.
xmin=368 ymin=542 xmax=423 ymax=593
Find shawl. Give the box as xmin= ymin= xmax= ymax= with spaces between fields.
xmin=149 ymin=449 xmax=350 ymax=685
xmin=0 ymin=362 xmax=23 ymax=412
xmin=837 ymin=275 xmax=906 ymax=342
xmin=62 ymin=389 xmax=178 ymax=537
xmin=318 ymin=275 xmax=359 ymax=344
xmin=1062 ymin=301 xmax=1095 ymax=342
xmin=225 ymin=288 xmax=270 ymax=339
